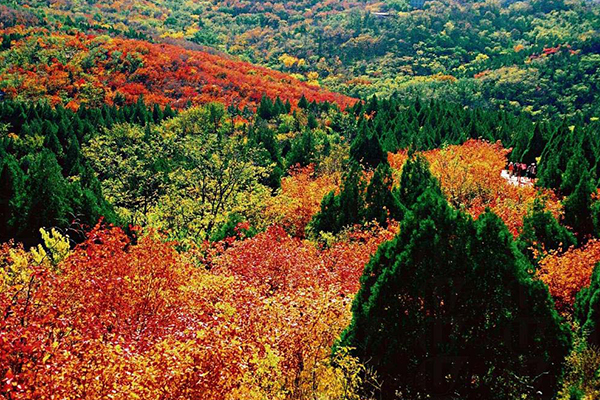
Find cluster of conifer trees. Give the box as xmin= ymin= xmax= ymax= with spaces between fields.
xmin=6 ymin=94 xmax=600 ymax=247
xmin=0 ymin=98 xmax=175 ymax=245
xmin=338 ymin=155 xmax=571 ymax=399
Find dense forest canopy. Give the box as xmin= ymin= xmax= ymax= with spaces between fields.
xmin=2 ymin=0 xmax=600 ymax=399
xmin=2 ymin=0 xmax=600 ymax=119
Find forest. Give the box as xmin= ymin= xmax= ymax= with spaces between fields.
xmin=2 ymin=0 xmax=600 ymax=399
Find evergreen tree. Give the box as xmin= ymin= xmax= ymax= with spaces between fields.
xmin=307 ymin=112 xmax=318 ymax=130
xmin=310 ymin=162 xmax=365 ymax=234
xmin=298 ymin=94 xmax=309 ymax=109
xmin=310 ymin=190 xmax=341 ymax=234
xmin=257 ymin=94 xmax=274 ymax=120
xmin=273 ymin=97 xmax=286 ymax=117
xmin=380 ymin=128 xmax=399 ymax=153
xmin=537 ymin=150 xmax=562 ymax=191
xmin=44 ymin=129 xmax=63 ymax=159
xmin=517 ymin=198 xmax=576 ymax=263
xmin=67 ymin=182 xmax=105 ymax=232
xmin=0 ymin=155 xmax=25 ymax=242
xmin=338 ymin=167 xmax=570 ymax=399
xmin=563 ymin=170 xmax=596 ymax=241
xmin=575 ymin=263 xmax=600 ymax=347
xmin=349 ymin=121 xmax=385 ymax=169
xmin=395 ymin=153 xmax=442 ymax=210
xmin=163 ymin=104 xmax=176 ymax=119
xmin=152 ymin=103 xmax=164 ymax=123
xmin=23 ymin=150 xmax=72 ymax=243
xmin=560 ymin=148 xmax=589 ymax=196
xmin=521 ymin=123 xmax=546 ymax=164
xmin=64 ymin=134 xmax=84 ymax=176
xmin=363 ymin=161 xmax=402 ymax=225
xmin=336 ymin=161 xmax=366 ymax=230
xmin=249 ymin=122 xmax=284 ymax=189
xmin=365 ymin=94 xmax=378 ymax=115
xmin=537 ymin=123 xmax=572 ymax=191
xmin=286 ymin=130 xmax=315 ymax=168
xmin=133 ymin=95 xmax=149 ymax=125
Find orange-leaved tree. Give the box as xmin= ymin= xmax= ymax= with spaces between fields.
xmin=537 ymin=240 xmax=600 ymax=313
xmin=264 ymin=165 xmax=340 ymax=237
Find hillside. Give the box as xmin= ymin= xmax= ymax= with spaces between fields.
xmin=3 ymin=0 xmax=600 ymax=118
xmin=0 ymin=27 xmax=356 ymax=109
xmin=3 ymin=0 xmax=600 ymax=399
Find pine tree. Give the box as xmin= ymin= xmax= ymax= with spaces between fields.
xmin=273 ymin=97 xmax=286 ymax=117
xmin=286 ymin=130 xmax=315 ymax=168
xmin=521 ymin=123 xmax=546 ymax=164
xmin=133 ymin=95 xmax=148 ymax=125
xmin=349 ymin=121 xmax=385 ymax=169
xmin=363 ymin=161 xmax=402 ymax=225
xmin=249 ymin=122 xmax=283 ymax=189
xmin=310 ymin=190 xmax=341 ymax=234
xmin=0 ymin=155 xmax=25 ymax=242
xmin=396 ymin=153 xmax=442 ymax=210
xmin=23 ymin=150 xmax=72 ymax=243
xmin=163 ymin=104 xmax=176 ymax=119
xmin=380 ymin=128 xmax=399 ymax=153
xmin=64 ymin=134 xmax=83 ymax=176
xmin=257 ymin=94 xmax=274 ymax=120
xmin=575 ymin=263 xmax=600 ymax=346
xmin=338 ymin=170 xmax=570 ymax=399
xmin=336 ymin=161 xmax=366 ymax=230
xmin=563 ymin=170 xmax=596 ymax=241
xmin=152 ymin=103 xmax=164 ymax=123
xmin=44 ymin=129 xmax=63 ymax=159
xmin=298 ymin=94 xmax=309 ymax=109
xmin=517 ymin=198 xmax=576 ymax=263
xmin=310 ymin=162 xmax=365 ymax=234
xmin=67 ymin=177 xmax=116 ymax=236
xmin=365 ymin=94 xmax=378 ymax=115
xmin=307 ymin=112 xmax=318 ymax=130
xmin=560 ymin=148 xmax=589 ymax=196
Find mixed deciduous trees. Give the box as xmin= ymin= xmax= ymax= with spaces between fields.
xmin=0 ymin=219 xmax=396 ymax=399
xmin=86 ymin=104 xmax=270 ymax=241
xmin=7 ymin=0 xmax=600 ymax=121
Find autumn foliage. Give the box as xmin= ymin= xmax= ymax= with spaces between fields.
xmin=264 ymin=165 xmax=341 ymax=237
xmin=537 ymin=240 xmax=600 ymax=313
xmin=1 ymin=0 xmax=600 ymax=395
xmin=0 ymin=27 xmax=356 ymax=110
xmin=389 ymin=139 xmax=560 ymax=236
xmin=0 ymin=222 xmax=393 ymax=399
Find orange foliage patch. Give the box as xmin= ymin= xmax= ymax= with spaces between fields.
xmin=0 ymin=27 xmax=357 ymax=110
xmin=264 ymin=165 xmax=341 ymax=237
xmin=1 ymin=223 xmax=393 ymax=398
xmin=389 ymin=139 xmax=560 ymax=236
xmin=537 ymin=240 xmax=600 ymax=313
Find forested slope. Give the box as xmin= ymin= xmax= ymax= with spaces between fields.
xmin=0 ymin=27 xmax=355 ymax=110
xmin=3 ymin=0 xmax=599 ymax=118
xmin=2 ymin=0 xmax=600 ymax=399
